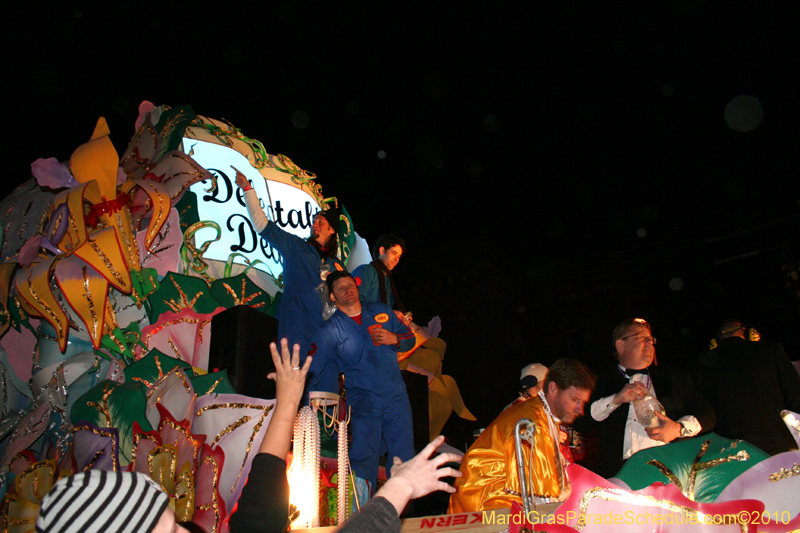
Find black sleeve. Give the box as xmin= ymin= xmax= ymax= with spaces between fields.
xmin=228 ymin=453 xmax=290 ymax=533
xmin=337 ymin=496 xmax=401 ymax=533
xmin=774 ymin=343 xmax=800 ymax=413
xmin=679 ymin=369 xmax=716 ymax=434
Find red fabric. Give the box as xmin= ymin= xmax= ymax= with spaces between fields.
xmin=86 ymin=192 xmax=132 ymax=227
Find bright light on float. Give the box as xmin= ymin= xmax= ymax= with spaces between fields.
xmin=288 ymin=406 xmax=320 ymax=529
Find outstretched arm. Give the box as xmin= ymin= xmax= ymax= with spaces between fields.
xmin=233 ymin=166 xmax=269 ymax=234
xmin=338 ymin=436 xmax=462 ymax=532
xmin=259 ymin=339 xmax=311 ymax=459
xmin=229 ymin=340 xmax=310 ymax=533
xmin=379 ymin=436 xmax=461 ymax=514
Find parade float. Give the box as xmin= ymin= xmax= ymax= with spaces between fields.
xmin=0 ymin=102 xmax=798 ymax=533
xmin=0 ymin=101 xmax=369 ymax=531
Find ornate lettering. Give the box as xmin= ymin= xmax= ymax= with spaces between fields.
xmin=227 ymin=214 xmax=257 ymax=253
xmin=203 ymin=168 xmax=234 ymax=204
xmin=274 ymin=201 xmax=285 ymax=226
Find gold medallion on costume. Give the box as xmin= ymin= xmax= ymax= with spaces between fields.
xmin=374 ymin=313 xmax=389 ymax=323
xmin=335 ymin=263 xmax=344 ymax=271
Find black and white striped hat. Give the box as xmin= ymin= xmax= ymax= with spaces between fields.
xmin=36 ymin=471 xmax=170 ymax=533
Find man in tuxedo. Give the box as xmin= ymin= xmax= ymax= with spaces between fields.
xmin=690 ymin=320 xmax=800 ymax=455
xmin=579 ymin=318 xmax=715 ymax=478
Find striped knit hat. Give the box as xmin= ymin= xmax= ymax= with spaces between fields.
xmin=36 ymin=471 xmax=170 ymax=533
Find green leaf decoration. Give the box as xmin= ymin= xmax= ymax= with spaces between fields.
xmin=615 ymin=432 xmax=769 ymax=503
xmin=263 ymin=291 xmax=282 ymax=318
xmin=71 ymin=380 xmax=153 ymax=466
xmin=7 ymin=292 xmax=34 ymax=334
xmin=100 ymin=322 xmax=147 ymax=362
xmin=131 ymin=268 xmax=160 ymax=316
xmin=146 ymin=272 xmax=223 ymax=323
xmin=339 ymin=204 xmax=355 ymax=266
xmin=210 ymin=273 xmax=272 ymax=313
xmin=174 ymin=190 xmax=200 ymax=233
xmin=190 ymin=370 xmax=236 ymax=396
xmin=124 ymin=349 xmax=193 ymax=388
xmin=156 ymin=105 xmax=198 ymax=157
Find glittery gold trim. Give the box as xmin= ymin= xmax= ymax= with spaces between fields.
xmin=16 ymin=218 xmax=29 ymax=238
xmin=195 ymin=403 xmax=275 ymax=491
xmin=25 ymin=269 xmax=65 ymax=340
xmin=148 ymin=444 xmax=178 ymax=494
xmin=142 ymin=317 xmax=200 ymax=347
xmin=159 ymin=417 xmax=202 ymax=473
xmin=166 ymin=153 xmax=209 ymax=200
xmin=646 ymin=459 xmax=683 ymax=490
xmin=80 ymin=265 xmax=99 ymax=340
xmin=690 ymin=446 xmax=749 ymax=501
xmin=71 ymin=424 xmax=120 ymax=471
xmin=769 ymin=463 xmax=800 ymax=482
xmin=51 ymin=210 xmax=65 ymax=243
xmin=104 ymin=298 xmax=120 ymax=330
xmin=196 ymin=454 xmax=222 ymax=533
xmin=83 ymin=450 xmax=104 ymax=471
xmin=146 ymin=367 xmax=194 ymax=402
xmin=131 ymin=376 xmax=155 ymax=388
xmin=85 ymin=383 xmax=121 ymax=427
xmin=131 ymin=433 xmax=159 ymax=471
xmin=204 ymin=376 xmax=225 ymax=395
xmin=87 ymin=235 xmax=128 ymax=289
xmin=114 ymin=210 xmax=140 ymax=269
xmin=222 ymin=278 xmax=265 ymax=307
xmin=18 ymin=460 xmax=56 ymax=502
xmin=163 ymin=276 xmax=203 ymax=312
xmin=106 ymin=326 xmax=127 ymax=354
xmin=174 ymin=463 xmax=195 ymax=522
xmin=210 ymin=416 xmax=252 ymax=446
xmin=645 ymin=439 xmax=750 ymax=501
xmin=783 ymin=410 xmax=800 ymax=434
xmin=167 ymin=338 xmax=184 ymax=360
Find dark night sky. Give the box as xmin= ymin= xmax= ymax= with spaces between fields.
xmin=7 ymin=1 xmax=800 ymax=439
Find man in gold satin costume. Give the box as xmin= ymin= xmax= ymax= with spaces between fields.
xmin=448 ymin=359 xmax=595 ymax=513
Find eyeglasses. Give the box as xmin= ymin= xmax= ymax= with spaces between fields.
xmin=620 ymin=334 xmax=656 ymax=345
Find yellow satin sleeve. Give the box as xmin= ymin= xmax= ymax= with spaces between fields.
xmin=448 ymin=397 xmax=561 ymax=513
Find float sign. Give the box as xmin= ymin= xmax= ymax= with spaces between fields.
xmin=184 ymin=138 xmax=321 ymax=278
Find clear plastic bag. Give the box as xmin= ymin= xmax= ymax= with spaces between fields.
xmin=632 ymin=393 xmax=666 ymax=428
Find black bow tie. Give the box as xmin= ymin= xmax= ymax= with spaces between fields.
xmin=624 ymin=367 xmax=650 ymax=378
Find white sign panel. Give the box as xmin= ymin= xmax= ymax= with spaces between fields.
xmin=183 ymin=139 xmax=322 ymax=278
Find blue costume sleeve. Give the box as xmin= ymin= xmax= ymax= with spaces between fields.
xmin=260 ymin=223 xmax=309 ymax=266
xmin=256 ymin=222 xmax=344 ymax=370
xmin=352 ymin=264 xmax=380 ymax=304
xmin=307 ymin=325 xmax=340 ymax=392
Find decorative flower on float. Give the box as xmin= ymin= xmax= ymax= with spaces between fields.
xmin=714 ymin=410 xmax=800 ymax=532
xmin=9 ymin=118 xmax=198 ymax=351
xmin=612 ymin=433 xmax=768 ymax=503
xmin=67 ymin=351 xmax=271 ymax=533
xmin=0 ymin=456 xmax=59 ymax=533
xmin=506 ymin=424 xmax=800 ymax=533
xmin=10 ymin=103 xmax=210 ymax=354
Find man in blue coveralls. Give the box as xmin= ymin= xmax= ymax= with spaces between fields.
xmin=235 ymin=168 xmax=345 ymax=392
xmin=308 ymin=270 xmax=416 ymax=492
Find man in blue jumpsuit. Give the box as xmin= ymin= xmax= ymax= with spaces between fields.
xmin=308 ymin=271 xmax=416 ymax=492
xmin=352 ymin=234 xmax=477 ymax=439
xmin=351 ymin=234 xmax=406 ymax=310
xmin=235 ymin=169 xmax=345 ymax=392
